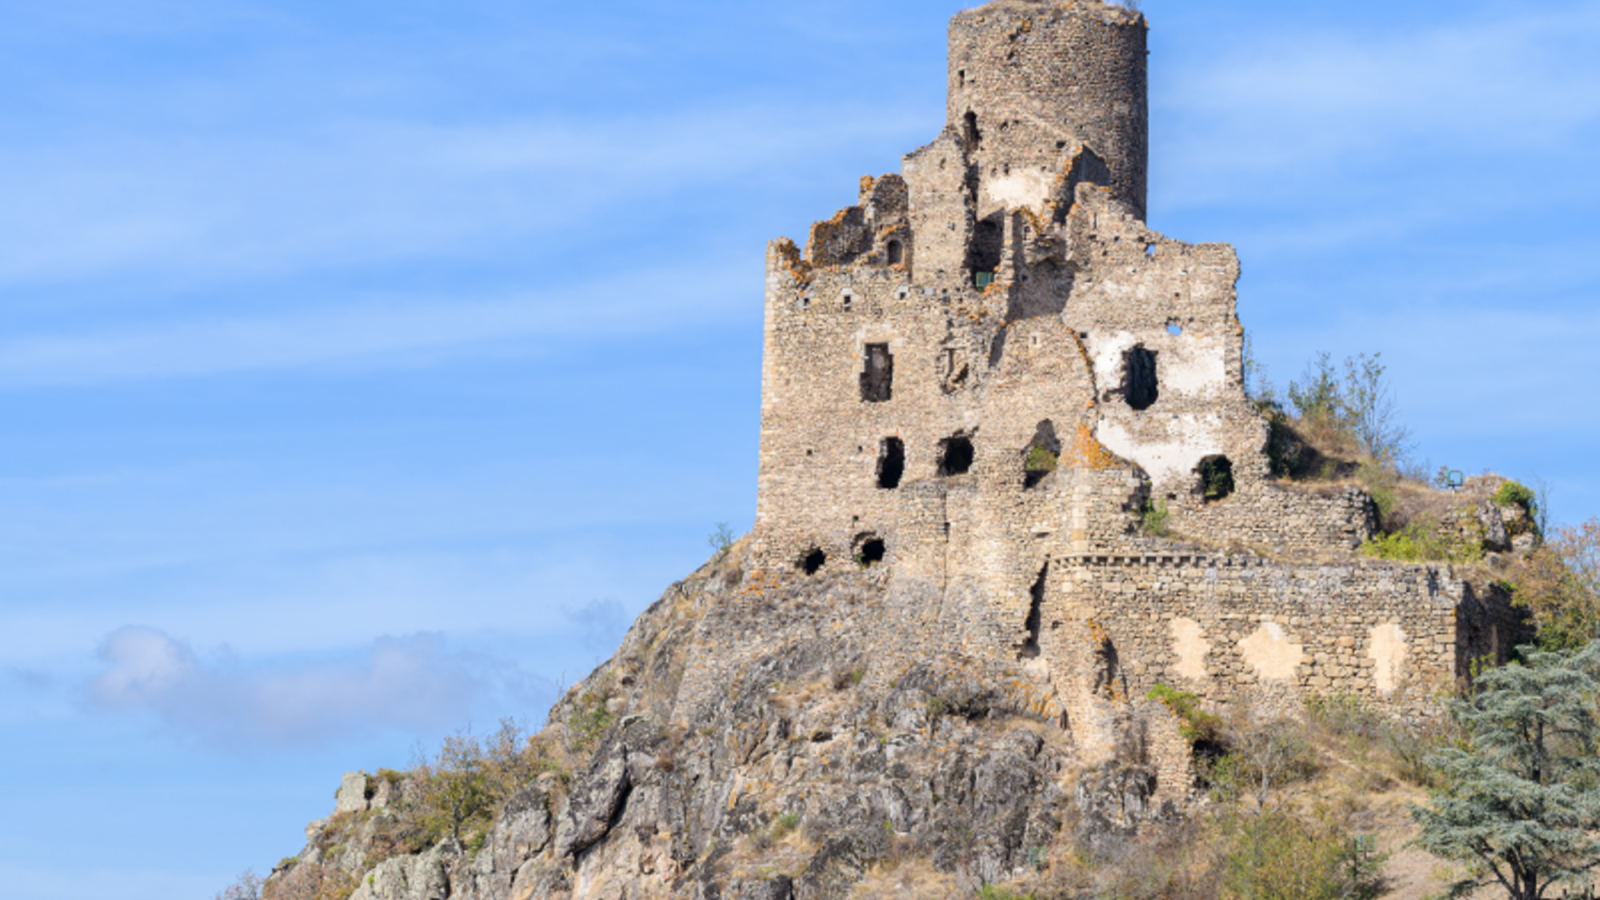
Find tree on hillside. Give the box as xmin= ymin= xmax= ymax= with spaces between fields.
xmin=1411 ymin=642 xmax=1600 ymax=900
xmin=1287 ymin=351 xmax=1413 ymax=465
xmin=412 ymin=718 xmax=537 ymax=851
xmin=1515 ymin=519 xmax=1600 ymax=651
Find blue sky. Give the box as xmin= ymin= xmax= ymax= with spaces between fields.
xmin=0 ymin=0 xmax=1596 ymax=896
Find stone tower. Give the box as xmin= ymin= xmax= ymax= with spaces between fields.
xmin=946 ymin=0 xmax=1148 ymax=224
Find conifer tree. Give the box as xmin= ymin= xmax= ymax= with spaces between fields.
xmin=1411 ymin=643 xmax=1600 ymax=900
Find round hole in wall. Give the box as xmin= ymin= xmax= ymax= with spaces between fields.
xmin=854 ymin=536 xmax=886 ymax=568
xmin=799 ymin=549 xmax=826 ymax=576
xmin=1167 ymin=323 xmax=1183 ymax=336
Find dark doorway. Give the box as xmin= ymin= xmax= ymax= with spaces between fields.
xmin=1197 ymin=455 xmax=1235 ymax=502
xmin=1023 ymin=420 xmax=1060 ymax=489
xmin=861 ymin=344 xmax=894 ymax=403
xmin=1124 ymin=345 xmax=1158 ymax=410
xmin=939 ymin=435 xmax=975 ymax=476
xmin=967 ymin=211 xmax=1003 ymax=278
xmin=886 ymin=240 xmax=903 ymax=265
xmin=877 ymin=438 xmax=905 ymax=489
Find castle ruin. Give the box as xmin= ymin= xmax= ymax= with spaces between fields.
xmin=750 ymin=0 xmax=1513 ymax=753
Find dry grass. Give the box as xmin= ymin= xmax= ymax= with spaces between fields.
xmin=850 ymin=853 xmax=964 ymax=899
xmin=724 ymin=828 xmax=816 ymax=884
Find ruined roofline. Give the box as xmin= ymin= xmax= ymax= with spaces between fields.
xmin=953 ymin=0 xmax=1144 ymax=27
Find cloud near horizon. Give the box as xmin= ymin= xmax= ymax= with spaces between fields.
xmin=85 ymin=626 xmax=550 ymax=750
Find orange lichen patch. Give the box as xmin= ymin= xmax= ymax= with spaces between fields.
xmin=1017 ymin=206 xmax=1048 ymax=238
xmin=858 ymin=175 xmax=877 ymax=202
xmin=805 ymin=207 xmax=856 ymax=264
xmin=771 ymin=238 xmax=813 ymax=286
xmin=1086 ymin=617 xmax=1109 ymax=647
xmin=1064 ymin=422 xmax=1119 ymax=470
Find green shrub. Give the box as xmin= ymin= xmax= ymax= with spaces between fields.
xmin=570 ymin=684 xmax=616 ymax=751
xmin=1199 ymin=456 xmax=1235 ymax=501
xmin=1493 ymin=480 xmax=1536 ymax=512
xmin=1147 ymin=683 xmax=1221 ymax=745
xmin=1357 ymin=461 xmax=1396 ymax=524
xmin=1024 ymin=444 xmax=1058 ymax=474
xmin=1218 ymin=809 xmax=1384 ymax=900
xmin=1361 ymin=515 xmax=1483 ymax=564
xmin=1140 ymin=497 xmax=1170 ymax=537
xmin=768 ymin=812 xmax=800 ymax=842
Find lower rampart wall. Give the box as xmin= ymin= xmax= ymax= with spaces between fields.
xmin=1039 ymin=553 xmax=1518 ymax=721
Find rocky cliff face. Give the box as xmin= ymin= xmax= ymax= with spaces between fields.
xmin=263 ymin=540 xmax=1182 ymax=900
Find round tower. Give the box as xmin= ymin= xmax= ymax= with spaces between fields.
xmin=947 ymin=0 xmax=1148 ymax=220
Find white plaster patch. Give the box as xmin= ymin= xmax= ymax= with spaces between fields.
xmin=1087 ymin=331 xmax=1137 ymax=384
xmin=1368 ymin=623 xmax=1407 ymax=695
xmin=1161 ymin=336 xmax=1227 ymax=397
xmin=983 ymin=170 xmax=1054 ymax=210
xmin=1238 ymin=621 xmax=1304 ymax=682
xmin=1096 ymin=416 xmax=1223 ymax=486
xmin=1170 ymin=618 xmax=1211 ymax=682
xmin=1088 ymin=330 xmax=1226 ymax=401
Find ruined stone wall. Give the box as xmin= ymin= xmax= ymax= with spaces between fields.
xmin=1169 ymin=485 xmax=1378 ymax=556
xmin=1036 ymin=555 xmax=1517 ymax=720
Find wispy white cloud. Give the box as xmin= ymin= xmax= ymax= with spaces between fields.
xmin=85 ymin=626 xmax=547 ymax=749
xmin=0 ymin=261 xmax=754 ymax=387
xmin=0 ymin=104 xmax=923 ymax=290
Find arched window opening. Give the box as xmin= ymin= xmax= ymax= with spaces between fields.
xmin=1123 ymin=344 xmax=1158 ymax=410
xmin=938 ymin=434 xmax=975 ymax=477
xmin=877 ymin=438 xmax=905 ymax=490
xmin=1023 ymin=420 xmax=1060 ymax=489
xmin=886 ymin=239 xmax=903 ymax=266
xmin=1197 ymin=455 xmax=1235 ymax=503
xmin=854 ymin=535 xmax=886 ymax=568
xmin=799 ymin=548 xmax=826 ymax=576
xmin=963 ymin=110 xmax=982 ymax=148
xmin=860 ymin=343 xmax=894 ymax=403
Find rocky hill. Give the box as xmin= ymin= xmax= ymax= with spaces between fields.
xmin=264 ymin=539 xmax=1177 ymax=900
